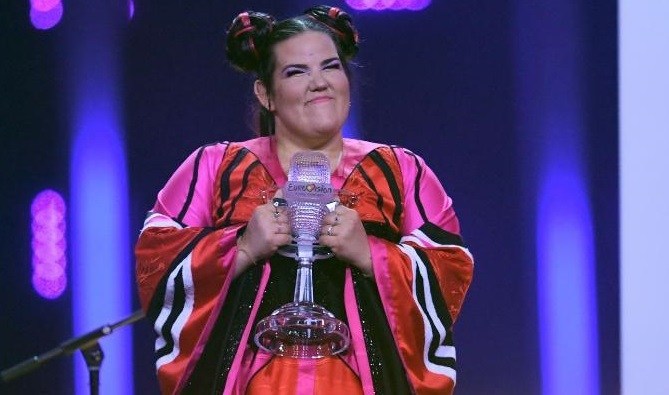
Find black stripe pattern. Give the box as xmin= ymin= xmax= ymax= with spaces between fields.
xmin=413 ymin=247 xmax=456 ymax=369
xmin=147 ymin=228 xmax=214 ymax=357
xmin=177 ymin=144 xmax=221 ymax=223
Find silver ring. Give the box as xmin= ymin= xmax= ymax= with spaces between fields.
xmin=326 ymin=225 xmax=334 ymax=236
xmin=272 ymin=197 xmax=288 ymax=208
xmin=273 ymin=210 xmax=280 ymax=219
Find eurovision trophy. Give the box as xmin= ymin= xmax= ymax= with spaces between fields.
xmin=254 ymin=151 xmax=350 ymax=358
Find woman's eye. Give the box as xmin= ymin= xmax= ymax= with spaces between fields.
xmin=324 ymin=62 xmax=341 ymax=70
xmin=285 ymin=69 xmax=304 ymax=77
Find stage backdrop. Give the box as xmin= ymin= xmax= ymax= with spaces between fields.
xmin=1 ymin=0 xmax=617 ymax=393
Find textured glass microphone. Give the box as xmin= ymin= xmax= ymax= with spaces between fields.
xmin=284 ymin=151 xmax=335 ymax=258
xmin=284 ymin=151 xmax=335 ymax=303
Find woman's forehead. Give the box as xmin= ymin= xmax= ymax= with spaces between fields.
xmin=273 ymin=31 xmax=338 ymax=65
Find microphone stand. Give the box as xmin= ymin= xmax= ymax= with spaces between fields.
xmin=1 ymin=309 xmax=145 ymax=394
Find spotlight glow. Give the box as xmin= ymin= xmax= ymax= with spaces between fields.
xmin=31 ymin=189 xmax=67 ymax=299
xmin=407 ymin=0 xmax=432 ymax=11
xmin=71 ymin=121 xmax=131 ymax=395
xmin=391 ymin=0 xmax=413 ymax=10
xmin=128 ymin=0 xmax=135 ymax=20
xmin=345 ymin=0 xmax=431 ymax=11
xmin=537 ymin=162 xmax=598 ymax=395
xmin=30 ymin=0 xmax=60 ymax=12
xmin=30 ymin=2 xmax=63 ymax=30
xmin=66 ymin=1 xmax=132 ymax=391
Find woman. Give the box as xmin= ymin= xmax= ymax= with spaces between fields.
xmin=135 ymin=5 xmax=474 ymax=394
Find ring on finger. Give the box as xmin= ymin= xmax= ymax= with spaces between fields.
xmin=326 ymin=225 xmax=334 ymax=236
xmin=272 ymin=197 xmax=287 ymax=208
xmin=272 ymin=198 xmax=286 ymax=219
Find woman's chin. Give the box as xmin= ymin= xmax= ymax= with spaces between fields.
xmin=310 ymin=126 xmax=343 ymax=139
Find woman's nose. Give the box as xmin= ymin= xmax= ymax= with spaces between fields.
xmin=308 ymin=71 xmax=328 ymax=91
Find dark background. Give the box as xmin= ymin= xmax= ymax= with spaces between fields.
xmin=1 ymin=0 xmax=618 ymax=393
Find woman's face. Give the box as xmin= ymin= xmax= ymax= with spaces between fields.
xmin=256 ymin=31 xmax=350 ymax=145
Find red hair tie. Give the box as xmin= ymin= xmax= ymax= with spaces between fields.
xmin=233 ymin=25 xmax=254 ymax=37
xmin=239 ymin=11 xmax=251 ymax=27
xmin=234 ymin=12 xmax=259 ymax=58
xmin=307 ymin=13 xmax=345 ymax=39
xmin=328 ymin=7 xmax=340 ymax=19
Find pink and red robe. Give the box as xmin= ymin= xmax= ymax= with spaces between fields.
xmin=135 ymin=136 xmax=474 ymax=394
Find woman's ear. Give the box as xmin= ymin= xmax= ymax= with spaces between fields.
xmin=254 ymin=80 xmax=271 ymax=111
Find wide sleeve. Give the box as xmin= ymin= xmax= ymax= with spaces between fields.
xmin=134 ymin=142 xmax=245 ymax=394
xmin=367 ymin=147 xmax=474 ymax=394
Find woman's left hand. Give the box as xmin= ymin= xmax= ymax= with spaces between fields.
xmin=319 ymin=204 xmax=374 ymax=277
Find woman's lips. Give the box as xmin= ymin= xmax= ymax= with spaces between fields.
xmin=306 ymin=96 xmax=333 ymax=104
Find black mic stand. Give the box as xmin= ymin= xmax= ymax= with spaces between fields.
xmin=1 ymin=309 xmax=145 ymax=394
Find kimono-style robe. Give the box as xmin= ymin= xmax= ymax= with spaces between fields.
xmin=135 ymin=136 xmax=474 ymax=394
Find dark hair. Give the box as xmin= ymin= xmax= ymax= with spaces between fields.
xmin=226 ymin=5 xmax=359 ymax=136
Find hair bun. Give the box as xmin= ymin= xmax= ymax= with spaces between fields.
xmin=304 ymin=5 xmax=359 ymax=60
xmin=226 ymin=11 xmax=275 ymax=72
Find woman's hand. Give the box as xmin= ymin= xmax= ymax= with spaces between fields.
xmin=235 ymin=192 xmax=293 ymax=276
xmin=318 ymin=204 xmax=374 ymax=277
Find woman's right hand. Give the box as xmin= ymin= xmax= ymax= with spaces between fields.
xmin=234 ymin=192 xmax=293 ymax=275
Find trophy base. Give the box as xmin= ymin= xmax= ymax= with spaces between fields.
xmin=254 ymin=302 xmax=350 ymax=359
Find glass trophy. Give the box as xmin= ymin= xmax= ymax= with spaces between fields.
xmin=253 ymin=152 xmax=350 ymax=358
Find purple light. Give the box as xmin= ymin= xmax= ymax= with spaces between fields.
xmin=30 ymin=2 xmax=63 ymax=30
xmin=32 ymin=264 xmax=67 ymax=299
xmin=32 ymin=239 xmax=66 ymax=262
xmin=31 ymin=0 xmax=60 ymax=12
xmin=372 ymin=0 xmax=390 ymax=11
xmin=67 ymin=0 xmax=133 ymax=392
xmin=31 ymin=222 xmax=65 ymax=244
xmin=391 ymin=0 xmax=413 ymax=10
xmin=406 ymin=0 xmax=431 ymax=11
xmin=31 ymin=188 xmax=66 ymax=215
xmin=345 ymin=0 xmax=430 ymax=11
xmin=128 ymin=0 xmax=135 ymax=20
xmin=31 ymin=189 xmax=67 ymax=299
xmin=537 ymin=162 xmax=598 ymax=395
xmin=346 ymin=0 xmax=369 ymax=10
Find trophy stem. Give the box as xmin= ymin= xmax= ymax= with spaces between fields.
xmin=254 ymin=251 xmax=351 ymax=358
xmin=294 ymin=257 xmax=314 ymax=304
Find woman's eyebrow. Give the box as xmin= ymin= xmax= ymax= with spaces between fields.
xmin=280 ymin=57 xmax=340 ymax=72
xmin=321 ymin=57 xmax=340 ymax=66
xmin=280 ymin=63 xmax=308 ymax=73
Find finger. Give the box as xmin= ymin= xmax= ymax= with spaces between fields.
xmin=332 ymin=204 xmax=348 ymax=221
xmin=279 ymin=222 xmax=292 ymax=233
xmin=322 ymin=211 xmax=338 ymax=225
xmin=318 ymin=234 xmax=338 ymax=250
xmin=320 ymin=224 xmax=336 ymax=237
xmin=277 ymin=234 xmax=293 ymax=247
xmin=275 ymin=216 xmax=290 ymax=225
